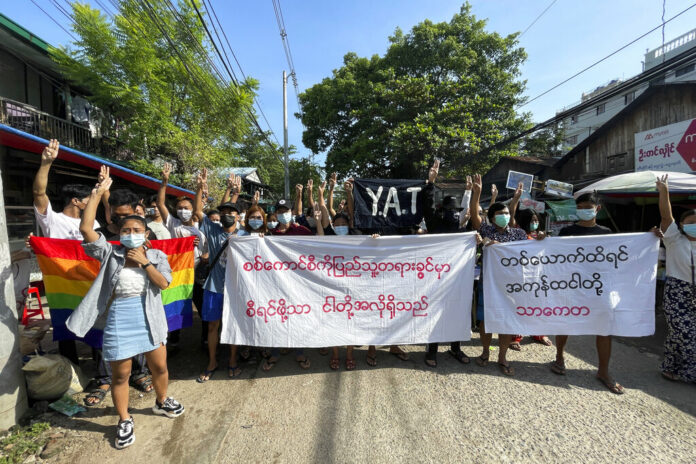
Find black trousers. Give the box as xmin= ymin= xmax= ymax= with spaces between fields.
xmin=95 ymin=351 xmax=149 ymax=386
xmin=426 ymin=342 xmax=461 ymax=360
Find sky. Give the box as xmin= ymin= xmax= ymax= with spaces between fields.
xmin=3 ymin=0 xmax=696 ymax=166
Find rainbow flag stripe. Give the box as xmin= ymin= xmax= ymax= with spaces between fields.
xmin=30 ymin=236 xmax=195 ymax=348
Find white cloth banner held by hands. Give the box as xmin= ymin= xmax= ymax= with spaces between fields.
xmin=483 ymin=233 xmax=659 ymax=336
xmin=221 ymin=233 xmax=477 ymax=347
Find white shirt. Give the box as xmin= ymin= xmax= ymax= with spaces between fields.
xmin=165 ymin=214 xmax=208 ymax=264
xmin=663 ymin=221 xmax=696 ymax=284
xmin=115 ymin=267 xmax=148 ymax=298
xmin=146 ymin=219 xmax=172 ymax=240
xmin=34 ymin=202 xmax=100 ymax=240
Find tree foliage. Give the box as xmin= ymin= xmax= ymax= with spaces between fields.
xmin=299 ymin=3 xmax=531 ymax=180
xmin=51 ymin=0 xmax=259 ymax=187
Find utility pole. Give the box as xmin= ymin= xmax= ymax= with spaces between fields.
xmin=283 ymin=70 xmax=290 ymax=199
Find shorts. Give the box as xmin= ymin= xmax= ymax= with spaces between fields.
xmin=201 ymin=290 xmax=224 ymax=322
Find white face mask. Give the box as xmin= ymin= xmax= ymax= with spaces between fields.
xmin=267 ymin=221 xmax=279 ymax=229
xmin=278 ymin=212 xmax=292 ymax=225
xmin=177 ymin=209 xmax=192 ymax=222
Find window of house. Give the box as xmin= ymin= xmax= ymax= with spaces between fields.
xmin=570 ymin=115 xmax=578 ymax=124
xmin=675 ymin=64 xmax=695 ymax=78
xmin=624 ymin=91 xmax=635 ymax=105
xmin=606 ymin=153 xmax=627 ymax=173
xmin=596 ymin=103 xmax=605 ymax=115
xmin=567 ymin=134 xmax=578 ymax=145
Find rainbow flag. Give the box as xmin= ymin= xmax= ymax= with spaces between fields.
xmin=30 ymin=236 xmax=195 ymax=348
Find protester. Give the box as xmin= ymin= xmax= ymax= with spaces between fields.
xmin=548 ymin=193 xmax=624 ymax=394
xmin=192 ymin=168 xmax=246 ymax=381
xmin=31 ymin=140 xmax=98 ymax=376
xmin=654 ymin=174 xmax=696 ymax=383
xmin=207 ymin=209 xmax=221 ymax=225
xmin=266 ymin=212 xmax=279 ymax=232
xmin=422 ymin=160 xmax=471 ymax=367
xmin=470 ymin=173 xmax=527 ymax=376
xmin=509 ymin=209 xmax=553 ymax=349
xmin=67 ymin=172 xmax=183 ymax=450
xmin=134 ymin=202 xmax=146 ymax=218
xmin=146 ymin=195 xmax=171 ymax=240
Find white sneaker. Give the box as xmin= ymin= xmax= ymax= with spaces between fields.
xmin=115 ymin=417 xmax=135 ymax=449
xmin=153 ymin=397 xmax=185 ymax=418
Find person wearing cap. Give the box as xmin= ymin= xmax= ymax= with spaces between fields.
xmin=422 ymin=161 xmax=473 ymax=368
xmin=271 ymin=198 xmax=312 ymax=236
xmin=193 ymin=169 xmax=245 ymax=381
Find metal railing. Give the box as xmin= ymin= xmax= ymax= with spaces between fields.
xmin=0 ymin=96 xmax=100 ymax=153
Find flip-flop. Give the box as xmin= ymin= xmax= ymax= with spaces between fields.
xmin=424 ymin=358 xmax=437 ymax=368
xmin=366 ymin=353 xmax=377 ymax=367
xmin=498 ymin=363 xmax=515 ymax=376
xmin=448 ymin=349 xmax=470 ymax=364
xmin=533 ymin=336 xmax=553 ymax=346
xmin=196 ymin=367 xmax=218 ymax=383
xmin=661 ymin=371 xmax=679 ymax=381
xmin=83 ymin=386 xmax=110 ymax=407
xmin=319 ymin=348 xmax=329 ymax=356
xmin=596 ymin=375 xmax=624 ymax=394
xmin=345 ymin=358 xmax=356 ymax=371
xmin=509 ymin=342 xmax=522 ymax=352
xmin=228 ymin=365 xmax=242 ymax=377
xmin=329 ymin=358 xmax=340 ymax=370
xmin=550 ymin=360 xmax=566 ymax=375
xmin=297 ymin=357 xmax=311 ymax=370
xmin=130 ymin=375 xmax=154 ymax=393
xmin=390 ymin=349 xmax=410 ymax=361
xmin=475 ymin=355 xmax=489 ymax=367
xmin=262 ymin=359 xmax=277 ymax=372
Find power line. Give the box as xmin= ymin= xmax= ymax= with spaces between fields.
xmin=272 ymin=0 xmax=302 ymax=112
xmin=519 ymin=0 xmax=557 ymax=38
xmin=518 ymin=1 xmax=696 ymax=109
xmin=28 ymin=0 xmax=78 ymax=41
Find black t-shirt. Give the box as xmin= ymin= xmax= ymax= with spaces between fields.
xmin=558 ymin=223 xmax=613 ymax=236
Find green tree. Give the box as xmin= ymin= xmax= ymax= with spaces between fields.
xmin=299 ymin=3 xmax=529 ymax=180
xmin=51 ymin=0 xmax=257 ymax=187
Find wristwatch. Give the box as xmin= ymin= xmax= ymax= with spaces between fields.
xmin=142 ymin=262 xmax=152 ymax=269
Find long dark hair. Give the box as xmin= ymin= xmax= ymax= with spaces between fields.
xmin=516 ymin=209 xmax=539 ymax=234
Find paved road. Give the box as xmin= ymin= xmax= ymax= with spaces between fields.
xmin=42 ymin=323 xmax=696 ymax=464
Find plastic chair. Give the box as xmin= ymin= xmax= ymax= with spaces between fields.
xmin=21 ymin=286 xmax=45 ymax=326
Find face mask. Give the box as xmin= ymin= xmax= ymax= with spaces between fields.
xmin=240 ymin=213 xmax=246 ymax=221
xmin=248 ymin=218 xmax=264 ymax=230
xmin=530 ymin=222 xmax=539 ymax=231
xmin=307 ymin=217 xmax=317 ymax=228
xmin=220 ymin=215 xmax=236 ymax=228
xmin=212 ymin=220 xmax=221 ymax=226
xmin=334 ymin=225 xmax=349 ymax=235
xmin=682 ymin=223 xmax=696 ymax=237
xmin=278 ymin=212 xmax=292 ymax=225
xmin=120 ymin=233 xmax=146 ymax=249
xmin=177 ymin=209 xmax=192 ymax=222
xmin=267 ymin=221 xmax=279 ymax=229
xmin=443 ymin=210 xmax=459 ymax=224
xmin=494 ymin=214 xmax=510 ymax=228
xmin=576 ymin=208 xmax=596 ymax=221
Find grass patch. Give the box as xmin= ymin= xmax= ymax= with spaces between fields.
xmin=0 ymin=422 xmax=50 ymax=464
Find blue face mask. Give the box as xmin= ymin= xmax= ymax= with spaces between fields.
xmin=120 ymin=233 xmax=146 ymax=249
xmin=530 ymin=222 xmax=539 ymax=231
xmin=248 ymin=218 xmax=264 ymax=230
xmin=682 ymin=223 xmax=696 ymax=238
xmin=493 ymin=214 xmax=510 ymax=228
xmin=334 ymin=225 xmax=349 ymax=236
xmin=267 ymin=221 xmax=279 ymax=229
xmin=278 ymin=212 xmax=292 ymax=225
xmin=576 ymin=208 xmax=596 ymax=221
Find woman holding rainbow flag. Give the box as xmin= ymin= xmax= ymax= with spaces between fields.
xmin=66 ymin=167 xmax=185 ymax=450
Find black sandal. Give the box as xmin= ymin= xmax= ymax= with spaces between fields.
xmin=130 ymin=375 xmax=153 ymax=393
xmin=84 ymin=386 xmax=110 ymax=407
xmin=448 ymin=349 xmax=470 ymax=364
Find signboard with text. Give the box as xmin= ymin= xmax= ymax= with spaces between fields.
xmin=635 ymin=118 xmax=696 ymax=173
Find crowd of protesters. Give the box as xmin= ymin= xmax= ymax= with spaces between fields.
xmin=24 ymin=140 xmax=696 ymax=449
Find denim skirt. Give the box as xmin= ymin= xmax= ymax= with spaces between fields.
xmin=103 ymin=295 xmax=163 ymax=361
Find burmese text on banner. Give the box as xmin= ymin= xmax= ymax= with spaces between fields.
xmin=221 ymin=233 xmax=477 ymax=347
xmin=482 ymin=233 xmax=659 ymax=336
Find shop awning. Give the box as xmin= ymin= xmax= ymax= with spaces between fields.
xmin=0 ymin=123 xmax=194 ymax=198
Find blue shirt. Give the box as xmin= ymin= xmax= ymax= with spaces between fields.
xmin=199 ymin=216 xmax=239 ymax=294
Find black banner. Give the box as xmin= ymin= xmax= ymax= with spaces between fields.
xmin=353 ymin=178 xmax=426 ymax=229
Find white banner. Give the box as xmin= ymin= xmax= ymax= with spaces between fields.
xmin=483 ymin=233 xmax=659 ymax=336
xmin=221 ymin=233 xmax=477 ymax=347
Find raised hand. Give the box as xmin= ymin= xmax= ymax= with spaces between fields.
xmin=338 ymin=199 xmax=346 ymax=211
xmin=162 ymin=162 xmax=172 ymax=183
xmin=465 ymin=175 xmax=472 ymax=191
xmin=343 ymin=180 xmax=353 ymax=194
xmin=41 ymin=139 xmax=60 ymax=164
xmin=234 ymin=175 xmax=242 ymax=194
xmin=329 ymin=172 xmax=337 ymax=189
xmin=656 ymin=174 xmax=669 ymax=194
xmin=295 ymin=183 xmax=303 ymax=195
xmin=306 ymin=178 xmax=314 ymax=191
xmin=97 ymin=165 xmax=110 ymax=184
xmin=318 ymin=181 xmax=326 ymax=197
xmin=252 ymin=190 xmax=260 ymax=205
xmin=491 ymin=183 xmax=498 ymax=197
xmin=226 ymin=172 xmax=236 ymax=190
xmin=472 ymin=174 xmax=482 ymax=193
xmin=313 ymin=208 xmax=322 ymax=221
xmin=196 ymin=168 xmax=208 ymax=189
xmin=96 ymin=176 xmax=113 ymax=196
xmin=428 ymin=159 xmax=440 ymax=183
xmin=513 ymin=182 xmax=523 ymax=200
